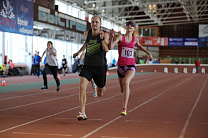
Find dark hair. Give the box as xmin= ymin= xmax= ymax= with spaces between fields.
xmin=47 ymin=41 xmax=53 ymax=45
xmin=4 ymin=62 xmax=7 ymax=64
xmin=92 ymin=16 xmax=101 ymax=23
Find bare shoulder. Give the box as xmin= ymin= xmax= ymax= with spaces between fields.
xmin=117 ymin=34 xmax=122 ymax=41
xmin=84 ymin=30 xmax=89 ymax=38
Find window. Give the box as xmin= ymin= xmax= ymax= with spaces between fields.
xmin=55 ymin=1 xmax=67 ymax=14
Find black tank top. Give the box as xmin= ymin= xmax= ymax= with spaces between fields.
xmin=62 ymin=58 xmax=66 ymax=65
xmin=84 ymin=30 xmax=106 ymax=67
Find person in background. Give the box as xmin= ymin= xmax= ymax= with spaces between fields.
xmin=0 ymin=62 xmax=9 ymax=77
xmin=109 ymin=21 xmax=153 ymax=116
xmin=41 ymin=41 xmax=60 ymax=92
xmin=8 ymin=60 xmax=21 ymax=76
xmin=112 ymin=58 xmax=116 ymax=67
xmin=62 ymin=55 xmax=67 ymax=76
xmin=44 ymin=56 xmax=47 ymax=65
xmin=195 ymin=59 xmax=200 ymax=73
xmin=34 ymin=51 xmax=42 ymax=78
xmin=31 ymin=53 xmax=36 ymax=75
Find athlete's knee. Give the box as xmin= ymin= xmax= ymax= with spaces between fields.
xmin=123 ymin=80 xmax=130 ymax=88
xmin=80 ymin=82 xmax=87 ymax=91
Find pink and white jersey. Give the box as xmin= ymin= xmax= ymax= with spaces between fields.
xmin=117 ymin=35 xmax=136 ymax=66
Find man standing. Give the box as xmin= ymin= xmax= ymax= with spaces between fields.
xmin=34 ymin=51 xmax=42 ymax=78
xmin=41 ymin=41 xmax=60 ymax=92
xmin=73 ymin=16 xmax=109 ymax=121
xmin=62 ymin=55 xmax=67 ymax=76
xmin=195 ymin=59 xmax=200 ymax=73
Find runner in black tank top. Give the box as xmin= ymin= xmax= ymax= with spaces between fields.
xmin=72 ymin=16 xmax=110 ymax=121
xmin=84 ymin=30 xmax=106 ymax=67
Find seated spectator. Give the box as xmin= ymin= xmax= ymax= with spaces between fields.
xmin=0 ymin=62 xmax=9 ymax=77
xmin=9 ymin=60 xmax=14 ymax=69
xmin=8 ymin=60 xmax=21 ymax=76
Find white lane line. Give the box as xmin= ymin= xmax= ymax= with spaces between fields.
xmin=0 ymin=75 xmax=174 ymax=112
xmin=0 ymin=73 xmax=165 ymax=101
xmin=179 ymin=75 xmax=208 ymax=138
xmin=0 ymin=87 xmax=79 ymax=101
xmin=55 ymin=118 xmax=103 ymax=121
xmin=102 ymin=136 xmax=129 ymax=138
xmin=81 ymin=75 xmax=195 ymax=138
xmin=0 ymin=93 xmax=79 ymax=112
xmin=13 ymin=132 xmax=72 ymax=137
xmin=0 ymin=94 xmax=121 ymax=133
xmin=0 ymin=83 xmax=120 ymax=112
xmin=125 ymin=120 xmax=172 ymax=124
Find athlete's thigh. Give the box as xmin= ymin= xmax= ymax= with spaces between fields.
xmin=124 ymin=70 xmax=135 ymax=83
xmin=93 ymin=66 xmax=106 ymax=88
xmin=79 ymin=66 xmax=93 ymax=81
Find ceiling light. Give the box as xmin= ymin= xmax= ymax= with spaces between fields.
xmin=92 ymin=3 xmax=96 ymax=8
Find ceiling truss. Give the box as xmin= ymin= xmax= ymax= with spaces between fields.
xmin=61 ymin=0 xmax=208 ymax=27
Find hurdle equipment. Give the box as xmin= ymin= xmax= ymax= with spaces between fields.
xmin=183 ymin=68 xmax=188 ymax=73
xmin=164 ymin=67 xmax=168 ymax=73
xmin=201 ymin=68 xmax=205 ymax=74
xmin=1 ymin=78 xmax=7 ymax=86
xmin=192 ymin=68 xmax=196 ymax=74
xmin=174 ymin=67 xmax=178 ymax=73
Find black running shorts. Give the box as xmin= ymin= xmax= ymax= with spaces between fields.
xmin=79 ymin=65 xmax=106 ymax=88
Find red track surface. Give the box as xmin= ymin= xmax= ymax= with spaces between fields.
xmin=0 ymin=72 xmax=208 ymax=138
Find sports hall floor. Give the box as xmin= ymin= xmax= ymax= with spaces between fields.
xmin=0 ymin=68 xmax=208 ymax=138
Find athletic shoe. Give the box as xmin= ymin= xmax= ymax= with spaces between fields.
xmin=93 ymin=91 xmax=97 ymax=97
xmin=92 ymin=82 xmax=97 ymax=89
xmin=57 ymin=86 xmax=60 ymax=92
xmin=121 ymin=108 xmax=127 ymax=116
xmin=77 ymin=112 xmax=87 ymax=121
xmin=41 ymin=86 xmax=48 ymax=90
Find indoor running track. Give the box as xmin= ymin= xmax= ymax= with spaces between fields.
xmin=0 ymin=72 xmax=208 ymax=138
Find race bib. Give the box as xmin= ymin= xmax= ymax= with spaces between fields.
xmin=121 ymin=47 xmax=134 ymax=58
xmin=62 ymin=61 xmax=66 ymax=64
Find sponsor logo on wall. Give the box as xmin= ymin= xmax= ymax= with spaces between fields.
xmin=0 ymin=0 xmax=33 ymax=36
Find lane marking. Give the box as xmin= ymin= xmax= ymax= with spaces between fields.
xmin=13 ymin=132 xmax=72 ymax=137
xmin=0 ymin=75 xmax=175 ymax=112
xmin=0 ymin=74 xmax=193 ymax=135
xmin=0 ymin=73 xmax=161 ymax=101
xmin=0 ymin=87 xmax=79 ymax=101
xmin=81 ymin=75 xmax=195 ymax=138
xmin=179 ymin=75 xmax=208 ymax=138
xmin=125 ymin=120 xmax=172 ymax=124
xmin=0 ymin=94 xmax=121 ymax=133
xmin=0 ymin=93 xmax=79 ymax=112
xmin=55 ymin=118 xmax=103 ymax=121
xmin=102 ymin=136 xmax=129 ymax=138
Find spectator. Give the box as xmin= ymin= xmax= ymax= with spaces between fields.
xmin=62 ymin=55 xmax=68 ymax=76
xmin=34 ymin=51 xmax=42 ymax=78
xmin=112 ymin=58 xmax=116 ymax=67
xmin=31 ymin=53 xmax=36 ymax=75
xmin=181 ymin=59 xmax=185 ymax=64
xmin=195 ymin=59 xmax=200 ymax=73
xmin=175 ymin=59 xmax=179 ymax=64
xmin=8 ymin=59 xmax=14 ymax=69
xmin=0 ymin=62 xmax=9 ymax=77
xmin=8 ymin=60 xmax=21 ymax=76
